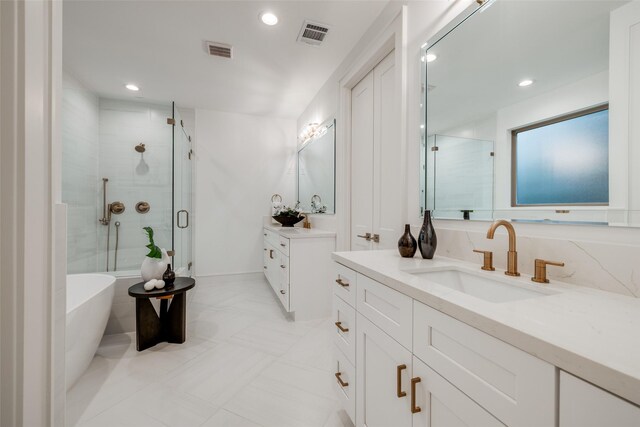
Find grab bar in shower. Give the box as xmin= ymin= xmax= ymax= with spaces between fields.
xmin=114 ymin=221 xmax=120 ymax=271
xmin=100 ymin=178 xmax=109 ymax=225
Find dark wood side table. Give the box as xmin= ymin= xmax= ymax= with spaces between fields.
xmin=128 ymin=277 xmax=195 ymax=351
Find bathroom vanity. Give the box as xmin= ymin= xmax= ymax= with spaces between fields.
xmin=331 ymin=250 xmax=640 ymax=427
xmin=263 ymin=224 xmax=336 ymax=320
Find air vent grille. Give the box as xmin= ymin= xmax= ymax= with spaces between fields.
xmin=297 ymin=20 xmax=330 ymax=46
xmin=205 ymin=41 xmax=232 ymax=59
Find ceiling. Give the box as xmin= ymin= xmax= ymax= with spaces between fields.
xmin=63 ymin=0 xmax=389 ymax=118
xmin=426 ymin=0 xmax=628 ymax=134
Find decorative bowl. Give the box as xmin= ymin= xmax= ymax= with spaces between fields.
xmin=272 ymin=214 xmax=304 ymax=227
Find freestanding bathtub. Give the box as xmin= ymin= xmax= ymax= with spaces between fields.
xmin=66 ymin=273 xmax=115 ymax=390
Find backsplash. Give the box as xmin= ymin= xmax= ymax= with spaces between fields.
xmin=433 ymin=226 xmax=640 ymax=298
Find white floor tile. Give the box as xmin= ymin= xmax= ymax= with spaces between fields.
xmin=200 ymin=409 xmax=264 ymax=427
xmin=68 ymin=274 xmax=339 ymax=427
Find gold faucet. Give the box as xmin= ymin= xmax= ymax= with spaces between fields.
xmin=486 ymin=220 xmax=520 ymax=276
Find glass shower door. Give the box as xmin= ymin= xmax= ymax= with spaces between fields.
xmin=173 ymin=105 xmax=193 ymax=276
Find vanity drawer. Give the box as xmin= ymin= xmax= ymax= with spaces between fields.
xmin=333 ymin=263 xmax=357 ymax=307
xmin=277 ymin=236 xmax=289 ymax=256
xmin=413 ymin=301 xmax=555 ymax=427
xmin=263 ymin=228 xmax=279 ymax=248
xmin=334 ymin=345 xmax=356 ymax=424
xmin=356 ymin=273 xmax=412 ymax=350
xmin=333 ymin=294 xmax=356 ymax=364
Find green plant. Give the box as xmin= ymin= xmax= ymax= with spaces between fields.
xmin=143 ymin=227 xmax=162 ymax=259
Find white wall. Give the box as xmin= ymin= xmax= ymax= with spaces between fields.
xmin=62 ymin=72 xmax=99 ymax=273
xmin=195 ymin=109 xmax=296 ymax=277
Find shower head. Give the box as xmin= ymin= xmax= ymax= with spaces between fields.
xmin=135 ymin=143 xmax=146 ymax=153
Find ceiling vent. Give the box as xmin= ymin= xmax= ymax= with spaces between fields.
xmin=205 ymin=41 xmax=232 ymax=59
xmin=297 ymin=20 xmax=330 ymax=46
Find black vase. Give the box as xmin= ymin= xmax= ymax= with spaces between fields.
xmin=163 ymin=264 xmax=176 ymax=287
xmin=397 ymin=224 xmax=417 ymax=258
xmin=418 ymin=210 xmax=437 ymax=259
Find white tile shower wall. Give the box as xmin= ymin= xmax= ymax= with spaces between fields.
xmin=427 ymin=221 xmax=640 ymax=298
xmin=194 ymin=109 xmax=296 ymax=277
xmin=62 ymin=72 xmax=100 ymax=274
xmin=97 ymin=99 xmax=174 ymax=273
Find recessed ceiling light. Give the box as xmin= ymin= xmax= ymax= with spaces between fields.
xmin=125 ymin=84 xmax=139 ymax=91
xmin=518 ymin=79 xmax=534 ymax=87
xmin=425 ymin=53 xmax=437 ymax=63
xmin=260 ymin=12 xmax=278 ymax=26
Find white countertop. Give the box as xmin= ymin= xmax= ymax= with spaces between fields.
xmin=264 ymin=223 xmax=336 ymax=239
xmin=333 ymin=249 xmax=640 ymax=406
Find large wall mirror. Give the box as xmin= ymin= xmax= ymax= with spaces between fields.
xmin=298 ymin=119 xmax=336 ymax=214
xmin=420 ymin=0 xmax=638 ymax=226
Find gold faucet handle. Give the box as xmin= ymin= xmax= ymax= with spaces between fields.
xmin=532 ymin=259 xmax=565 ymax=284
xmin=473 ymin=249 xmax=495 ymax=271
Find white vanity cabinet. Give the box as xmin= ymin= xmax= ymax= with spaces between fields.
xmin=262 ymin=226 xmax=335 ymax=320
xmin=332 ymin=261 xmax=555 ymax=427
xmin=559 ymin=372 xmax=640 ymax=427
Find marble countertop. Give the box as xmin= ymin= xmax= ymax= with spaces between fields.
xmin=333 ymin=249 xmax=640 ymax=406
xmin=264 ymin=223 xmax=336 ymax=239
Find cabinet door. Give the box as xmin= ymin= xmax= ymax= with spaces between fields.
xmin=412 ymin=356 xmax=505 ymax=427
xmin=560 ymin=371 xmax=640 ymax=427
xmin=351 ymin=71 xmax=374 ymax=251
xmin=356 ymin=313 xmax=412 ymax=427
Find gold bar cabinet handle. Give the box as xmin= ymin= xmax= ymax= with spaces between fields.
xmin=335 ymin=372 xmax=349 ymax=388
xmin=335 ymin=278 xmax=349 ymax=287
xmin=411 ymin=377 xmax=422 ymax=414
xmin=335 ymin=321 xmax=349 ymax=333
xmin=397 ymin=364 xmax=407 ymax=398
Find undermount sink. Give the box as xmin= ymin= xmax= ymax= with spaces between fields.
xmin=407 ymin=268 xmax=553 ymax=303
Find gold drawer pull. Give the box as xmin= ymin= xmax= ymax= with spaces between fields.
xmin=397 ymin=364 xmax=407 ymax=398
xmin=335 ymin=372 xmax=349 ymax=388
xmin=411 ymin=377 xmax=422 ymax=414
xmin=335 ymin=278 xmax=349 ymax=287
xmin=335 ymin=321 xmax=349 ymax=333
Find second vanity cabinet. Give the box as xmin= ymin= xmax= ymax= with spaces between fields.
xmin=263 ymin=226 xmax=335 ymax=320
xmin=332 ymin=261 xmax=640 ymax=427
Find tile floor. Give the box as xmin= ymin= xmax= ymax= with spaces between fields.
xmin=67 ymin=274 xmax=352 ymax=427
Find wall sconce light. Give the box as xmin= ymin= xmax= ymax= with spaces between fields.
xmin=299 ymin=122 xmax=319 ymax=144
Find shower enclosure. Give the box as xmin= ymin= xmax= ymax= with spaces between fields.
xmin=62 ymin=86 xmax=193 ymax=277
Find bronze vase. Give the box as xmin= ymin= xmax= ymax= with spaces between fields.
xmin=397 ymin=224 xmax=417 ymax=258
xmin=418 ymin=210 xmax=437 ymax=259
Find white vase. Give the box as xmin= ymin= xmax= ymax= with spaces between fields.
xmin=141 ymin=248 xmax=169 ymax=281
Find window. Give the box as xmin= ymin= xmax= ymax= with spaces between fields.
xmin=512 ymin=105 xmax=609 ymax=206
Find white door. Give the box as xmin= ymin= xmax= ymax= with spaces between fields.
xmin=372 ymin=51 xmax=401 ymax=249
xmin=351 ymin=71 xmax=375 ymax=251
xmin=350 ymin=51 xmax=400 ymax=250
xmin=412 ymin=356 xmax=505 ymax=427
xmin=356 ymin=313 xmax=412 ymax=427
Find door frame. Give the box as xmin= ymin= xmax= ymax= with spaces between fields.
xmin=0 ymin=0 xmax=64 ymax=425
xmin=337 ymin=6 xmax=407 ymax=251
